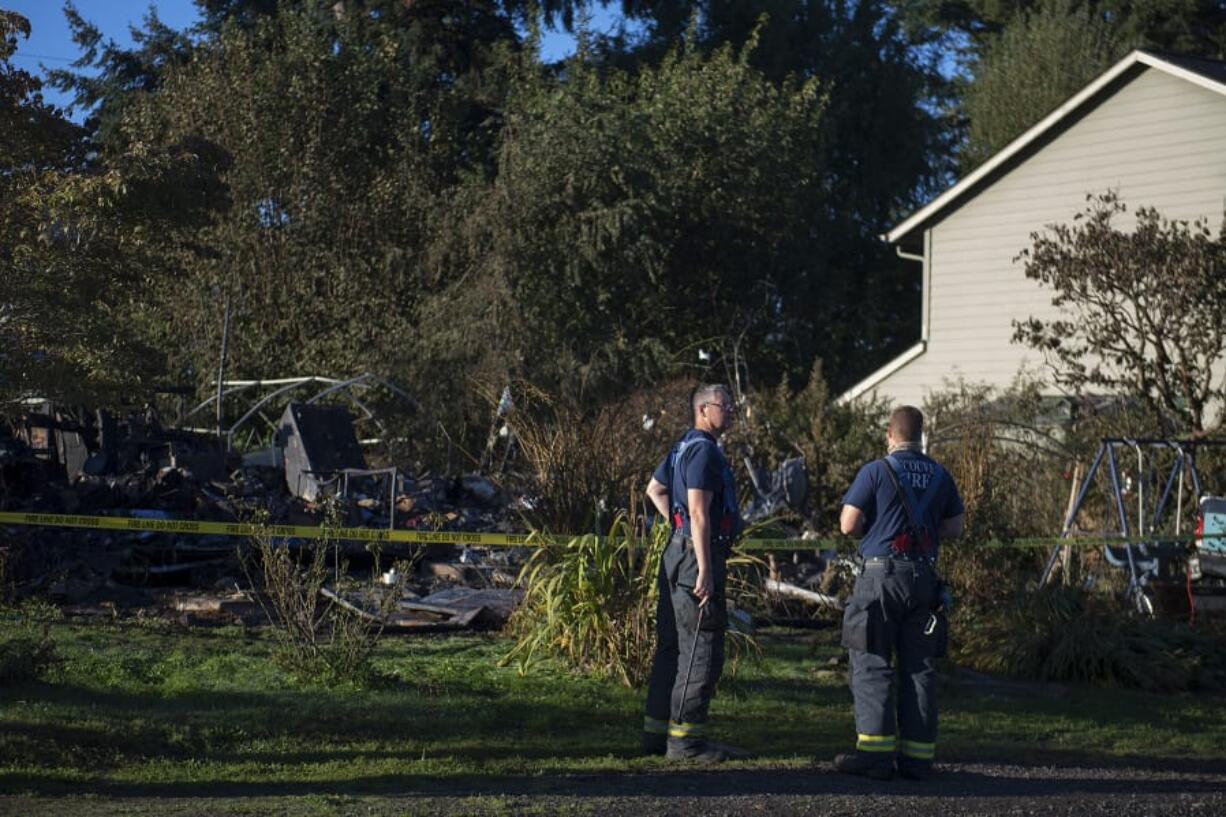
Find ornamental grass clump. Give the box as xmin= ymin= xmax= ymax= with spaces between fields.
xmin=504 ymin=383 xmax=685 ymax=536
xmin=503 ymin=513 xmax=667 ymax=687
xmin=956 ymin=586 xmax=1226 ymax=691
xmin=504 ymin=512 xmax=762 ymax=687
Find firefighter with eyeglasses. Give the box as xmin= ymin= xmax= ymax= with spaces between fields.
xmin=640 ymin=383 xmax=749 ymax=762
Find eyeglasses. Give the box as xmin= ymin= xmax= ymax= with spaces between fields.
xmin=704 ymin=401 xmax=737 ymax=413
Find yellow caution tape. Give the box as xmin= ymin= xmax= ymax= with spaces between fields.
xmin=0 ymin=511 xmax=1217 ymax=552
xmin=0 ymin=510 xmax=836 ymax=549
xmin=0 ymin=511 xmax=538 ymax=547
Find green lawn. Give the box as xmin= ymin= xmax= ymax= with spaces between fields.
xmin=1 ymin=618 xmax=1223 ymax=813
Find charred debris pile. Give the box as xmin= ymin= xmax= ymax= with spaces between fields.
xmin=0 ymin=377 xmax=831 ymax=631
xmin=0 ymin=379 xmax=525 ymax=631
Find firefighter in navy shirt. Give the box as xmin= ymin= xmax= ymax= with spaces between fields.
xmin=834 ymin=405 xmax=964 ymax=780
xmin=640 ymin=384 xmax=747 ymax=762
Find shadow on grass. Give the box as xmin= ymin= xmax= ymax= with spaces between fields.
xmin=4 ymin=763 xmax=1226 ymax=800
xmin=8 ymin=671 xmax=1220 ymax=764
xmin=0 ymin=678 xmax=641 ymax=768
xmin=6 ymin=626 xmax=1226 ymax=804
xmin=722 ymin=674 xmax=848 ymax=705
xmin=943 ymin=683 xmax=1226 ymax=748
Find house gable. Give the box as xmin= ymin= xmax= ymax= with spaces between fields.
xmin=842 ymin=53 xmax=1226 ymax=407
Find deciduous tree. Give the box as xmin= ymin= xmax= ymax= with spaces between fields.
xmin=116 ymin=5 xmax=498 ymax=397
xmin=418 ymin=32 xmax=831 ymax=410
xmin=0 ymin=10 xmax=222 ymax=403
xmin=1013 ymin=192 xmax=1226 ymax=433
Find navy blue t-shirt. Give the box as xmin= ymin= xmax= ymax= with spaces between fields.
xmin=842 ymin=450 xmax=964 ymax=559
xmin=652 ymin=429 xmax=740 ymax=540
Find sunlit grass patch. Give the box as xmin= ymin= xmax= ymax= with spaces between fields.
xmin=0 ymin=616 xmax=1223 ymax=815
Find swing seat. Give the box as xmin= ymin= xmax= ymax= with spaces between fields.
xmin=1103 ymin=544 xmax=1159 ymax=573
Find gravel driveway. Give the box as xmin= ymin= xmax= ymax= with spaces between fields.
xmin=10 ymin=759 xmax=1222 ymax=817
xmin=532 ymin=761 xmax=1226 ymax=817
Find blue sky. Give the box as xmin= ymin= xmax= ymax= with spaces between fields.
xmin=7 ymin=1 xmax=623 ymax=118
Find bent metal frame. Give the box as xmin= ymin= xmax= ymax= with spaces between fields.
xmin=1040 ymin=438 xmax=1226 ymax=612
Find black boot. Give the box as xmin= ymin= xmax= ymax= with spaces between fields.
xmin=897 ymin=757 xmax=933 ymax=781
xmin=640 ymin=731 xmax=667 ymax=756
xmin=666 ymin=739 xmax=751 ymax=762
xmin=833 ymin=752 xmax=894 ymax=780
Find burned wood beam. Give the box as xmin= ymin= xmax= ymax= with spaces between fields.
xmin=764 ymin=578 xmax=843 ymax=611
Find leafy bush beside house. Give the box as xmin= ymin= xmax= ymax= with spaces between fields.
xmin=1014 ymin=192 xmax=1226 ymax=435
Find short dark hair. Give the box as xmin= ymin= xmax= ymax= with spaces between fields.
xmin=888 ymin=405 xmax=924 ymax=442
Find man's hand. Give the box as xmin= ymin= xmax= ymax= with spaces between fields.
xmin=694 ymin=568 xmax=713 ymax=607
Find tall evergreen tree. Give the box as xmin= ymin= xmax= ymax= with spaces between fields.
xmin=900 ymin=0 xmax=1226 ymax=58
xmin=902 ymin=0 xmax=1226 ymax=171
xmin=47 ymin=2 xmax=195 ymax=145
xmin=50 ymin=0 xmax=523 ymax=150
xmin=961 ymin=0 xmax=1125 ymax=169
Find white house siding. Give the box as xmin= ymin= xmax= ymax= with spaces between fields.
xmin=869 ymin=67 xmax=1226 ymax=409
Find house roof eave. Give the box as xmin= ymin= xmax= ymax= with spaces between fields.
xmin=885 ymin=50 xmax=1226 ymax=247
xmin=835 ymin=341 xmax=928 ymax=405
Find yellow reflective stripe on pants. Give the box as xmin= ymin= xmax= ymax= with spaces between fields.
xmin=668 ymin=721 xmax=706 ymax=739
xmin=643 ymin=716 xmax=669 ymax=735
xmin=856 ymin=734 xmax=896 ymax=753
xmin=901 ymin=739 xmax=935 ymax=759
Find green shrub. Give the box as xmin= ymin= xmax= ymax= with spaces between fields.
xmin=0 ymin=601 xmax=60 ymax=685
xmin=506 ymin=380 xmax=691 ymax=534
xmin=242 ymin=509 xmax=409 ymax=689
xmin=956 ymin=586 xmax=1226 ymax=690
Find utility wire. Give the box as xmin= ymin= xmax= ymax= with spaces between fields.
xmin=13 ymin=52 xmax=76 ymax=62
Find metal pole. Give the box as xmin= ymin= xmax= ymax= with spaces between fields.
xmin=1153 ymin=449 xmax=1181 ymax=532
xmin=388 ymin=469 xmax=396 ymax=531
xmin=1176 ymin=455 xmax=1185 ymax=535
xmin=1135 ymin=443 xmax=1144 ymax=538
xmin=1041 ymin=443 xmax=1105 ymax=586
xmin=675 ymin=604 xmax=707 ymax=725
xmin=1106 ymin=444 xmax=1131 ymax=535
xmin=1107 ymin=445 xmax=1142 ymax=599
xmin=215 ymin=296 xmax=232 ymax=447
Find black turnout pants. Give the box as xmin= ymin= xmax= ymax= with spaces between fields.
xmin=643 ymin=530 xmax=728 ymax=748
xmin=841 ymin=559 xmax=942 ymax=763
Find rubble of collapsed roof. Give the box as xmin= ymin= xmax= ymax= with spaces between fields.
xmin=0 ymin=377 xmax=526 ymax=631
